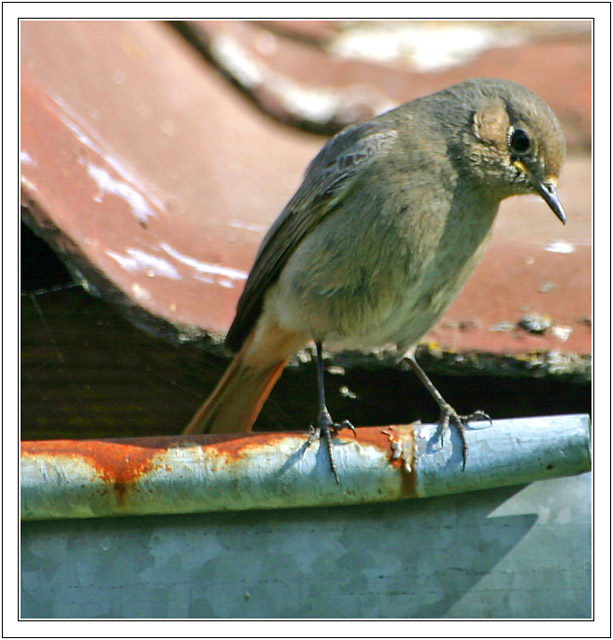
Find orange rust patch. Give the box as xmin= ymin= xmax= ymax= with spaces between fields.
xmin=345 ymin=425 xmax=419 ymax=498
xmin=399 ymin=434 xmax=418 ymax=499
xmin=200 ymin=430 xmax=296 ymax=461
xmin=20 ymin=426 xmax=422 ymax=500
xmin=347 ymin=426 xmax=401 ymax=450
xmin=21 ymin=438 xmax=167 ymax=505
xmin=20 ymin=432 xmax=292 ymax=497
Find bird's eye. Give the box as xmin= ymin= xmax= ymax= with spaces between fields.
xmin=509 ymin=128 xmax=531 ymax=155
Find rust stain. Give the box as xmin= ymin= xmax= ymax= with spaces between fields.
xmin=201 ymin=426 xmax=411 ymax=466
xmin=21 ymin=438 xmax=167 ymax=505
xmin=400 ymin=429 xmax=418 ymax=499
xmin=194 ymin=431 xmax=290 ymax=462
xmin=371 ymin=425 xmax=418 ymax=498
xmin=337 ymin=424 xmax=419 ymax=497
xmin=20 ymin=432 xmax=293 ymax=502
xmin=21 ymin=426 xmax=422 ymax=501
xmin=344 ymin=425 xmax=399 ymax=450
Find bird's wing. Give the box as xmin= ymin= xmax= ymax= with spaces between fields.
xmin=225 ymin=120 xmax=398 ymax=352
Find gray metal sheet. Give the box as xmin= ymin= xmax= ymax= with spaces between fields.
xmin=21 ymin=472 xmax=591 ymax=619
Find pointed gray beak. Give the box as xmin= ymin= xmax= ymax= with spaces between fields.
xmin=534 ymin=181 xmax=566 ymax=225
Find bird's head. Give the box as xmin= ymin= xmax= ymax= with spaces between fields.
xmin=453 ymin=79 xmax=567 ymax=224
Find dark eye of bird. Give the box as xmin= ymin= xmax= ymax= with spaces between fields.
xmin=509 ymin=128 xmax=531 ymax=155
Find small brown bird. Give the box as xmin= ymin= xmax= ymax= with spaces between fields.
xmin=184 ymin=78 xmax=566 ymax=480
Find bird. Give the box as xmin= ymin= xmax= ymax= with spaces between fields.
xmin=184 ymin=78 xmax=567 ymax=481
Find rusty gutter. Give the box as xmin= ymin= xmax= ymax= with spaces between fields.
xmin=20 ymin=415 xmax=591 ymax=521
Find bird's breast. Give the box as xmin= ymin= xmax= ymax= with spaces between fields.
xmin=266 ymin=183 xmax=498 ymax=351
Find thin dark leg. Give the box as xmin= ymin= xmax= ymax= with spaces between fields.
xmin=405 ymin=354 xmax=491 ymax=470
xmin=315 ymin=341 xmax=328 ymax=417
xmin=304 ymin=341 xmax=356 ymax=483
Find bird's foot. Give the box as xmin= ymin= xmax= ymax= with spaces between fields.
xmin=305 ymin=410 xmax=356 ymax=483
xmin=437 ymin=405 xmax=492 ymax=471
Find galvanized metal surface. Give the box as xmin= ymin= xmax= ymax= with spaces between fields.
xmin=20 ymin=471 xmax=592 ymax=618
xmin=21 ymin=415 xmax=591 ymax=520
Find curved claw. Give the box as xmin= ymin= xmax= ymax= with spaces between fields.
xmin=303 ymin=413 xmax=356 ymax=484
xmin=333 ymin=419 xmax=357 ymax=439
xmin=438 ymin=405 xmax=491 ymax=472
xmin=465 ymin=410 xmax=493 ymax=428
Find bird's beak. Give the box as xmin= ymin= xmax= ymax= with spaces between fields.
xmin=534 ymin=180 xmax=567 ymax=225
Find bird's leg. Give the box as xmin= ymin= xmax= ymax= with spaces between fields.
xmin=305 ymin=341 xmax=356 ymax=483
xmin=403 ymin=353 xmax=491 ymax=471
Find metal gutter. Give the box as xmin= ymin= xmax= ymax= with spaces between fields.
xmin=21 ymin=414 xmax=591 ymax=520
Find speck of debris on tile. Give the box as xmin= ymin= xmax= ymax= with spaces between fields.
xmin=550 ymin=324 xmax=573 ymax=341
xmin=490 ymin=321 xmax=517 ymax=332
xmin=518 ymin=312 xmax=552 ymax=334
xmin=440 ymin=319 xmax=479 ymax=332
xmin=458 ymin=319 xmax=479 ymax=332
xmin=538 ymin=281 xmax=555 ymax=293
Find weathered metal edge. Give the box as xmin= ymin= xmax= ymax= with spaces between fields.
xmin=21 ymin=415 xmax=591 ymax=521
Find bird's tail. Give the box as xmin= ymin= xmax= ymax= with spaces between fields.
xmin=183 ymin=322 xmax=305 ymax=435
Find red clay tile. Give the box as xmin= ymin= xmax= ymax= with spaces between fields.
xmin=21 ymin=20 xmax=322 ymax=334
xmin=255 ymin=20 xmax=340 ymax=43
xmin=189 ymin=20 xmax=591 ymax=147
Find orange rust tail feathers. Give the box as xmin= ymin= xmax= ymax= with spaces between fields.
xmin=183 ymin=318 xmax=308 ymax=435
